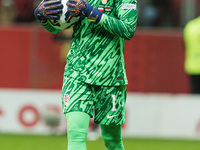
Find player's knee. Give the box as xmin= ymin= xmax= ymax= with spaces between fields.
xmin=102 ymin=132 xmax=124 ymax=150
xmin=101 ymin=125 xmax=124 ymax=150
xmin=66 ymin=112 xmax=90 ymax=142
xmin=67 ymin=122 xmax=88 ymax=150
xmin=67 ymin=129 xmax=87 ymax=142
xmin=67 ymin=120 xmax=88 ymax=142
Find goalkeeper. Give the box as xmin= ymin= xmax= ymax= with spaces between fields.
xmin=34 ymin=0 xmax=137 ymax=150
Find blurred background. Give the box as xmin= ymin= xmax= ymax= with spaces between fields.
xmin=1 ymin=0 xmax=200 ymax=150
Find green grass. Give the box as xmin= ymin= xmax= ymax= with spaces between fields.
xmin=1 ymin=134 xmax=200 ymax=150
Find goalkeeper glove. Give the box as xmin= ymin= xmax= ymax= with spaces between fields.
xmin=66 ymin=0 xmax=103 ymax=23
xmin=34 ymin=0 xmax=63 ymax=20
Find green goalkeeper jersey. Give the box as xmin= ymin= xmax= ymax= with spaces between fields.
xmin=41 ymin=0 xmax=137 ymax=86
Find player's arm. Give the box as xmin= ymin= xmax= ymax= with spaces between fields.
xmin=66 ymin=0 xmax=137 ymax=40
xmin=34 ymin=0 xmax=63 ymax=34
xmin=99 ymin=0 xmax=137 ymax=40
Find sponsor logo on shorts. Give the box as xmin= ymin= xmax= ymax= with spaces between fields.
xmin=107 ymin=114 xmax=119 ymax=119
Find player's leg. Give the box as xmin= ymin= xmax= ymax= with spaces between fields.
xmin=66 ymin=112 xmax=90 ymax=150
xmin=94 ymin=85 xmax=126 ymax=150
xmin=62 ymin=76 xmax=94 ymax=150
xmin=100 ymin=124 xmax=124 ymax=150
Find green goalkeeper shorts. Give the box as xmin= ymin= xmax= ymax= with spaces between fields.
xmin=62 ymin=76 xmax=126 ymax=125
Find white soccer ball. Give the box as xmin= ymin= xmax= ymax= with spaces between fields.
xmin=48 ymin=0 xmax=79 ymax=30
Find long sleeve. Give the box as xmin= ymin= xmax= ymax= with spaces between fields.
xmin=99 ymin=0 xmax=137 ymax=40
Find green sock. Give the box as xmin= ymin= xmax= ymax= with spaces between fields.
xmin=66 ymin=112 xmax=90 ymax=150
xmin=100 ymin=125 xmax=125 ymax=150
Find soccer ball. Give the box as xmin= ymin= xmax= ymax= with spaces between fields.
xmin=48 ymin=0 xmax=79 ymax=30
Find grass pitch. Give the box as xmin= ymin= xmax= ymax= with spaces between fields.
xmin=1 ymin=134 xmax=200 ymax=150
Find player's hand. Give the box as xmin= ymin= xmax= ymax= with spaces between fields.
xmin=65 ymin=0 xmax=87 ymax=22
xmin=34 ymin=0 xmax=63 ymax=20
xmin=66 ymin=0 xmax=103 ymax=23
xmin=66 ymin=0 xmax=88 ymax=16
